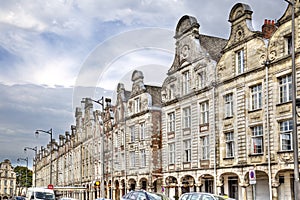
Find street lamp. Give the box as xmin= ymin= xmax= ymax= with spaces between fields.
xmin=283 ymin=1 xmax=299 ymax=199
xmin=24 ymin=146 xmax=37 ymax=187
xmin=35 ymin=128 xmax=53 ymax=185
xmin=89 ymin=97 xmax=105 ymax=197
xmin=17 ymin=157 xmax=28 ymax=188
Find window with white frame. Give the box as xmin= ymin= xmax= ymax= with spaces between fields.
xmin=279 ymin=74 xmax=292 ymax=103
xmin=134 ymin=97 xmax=140 ymax=113
xmin=280 ymin=120 xmax=293 ymax=151
xmin=224 ymin=93 xmax=233 ymax=118
xmin=140 ymin=149 xmax=146 ymax=167
xmin=198 ymin=71 xmax=206 ymax=89
xmin=251 ymin=126 xmax=263 ymax=154
xmin=201 ymin=136 xmax=209 ymax=160
xmin=183 ymin=139 xmax=191 ymax=162
xmin=200 ymin=101 xmax=209 ymax=124
xmin=236 ymin=49 xmax=244 ymax=74
xmin=286 ymin=35 xmax=292 ymax=55
xmin=169 ymin=84 xmax=175 ymax=99
xmin=140 ymin=122 xmax=145 ymax=140
xmin=225 ymin=132 xmax=234 ymax=158
xmin=182 ymin=71 xmax=190 ymax=95
xmin=168 ymin=143 xmax=175 ymax=164
xmin=167 ymin=112 xmax=175 ymax=132
xmin=183 ymin=107 xmax=191 ymax=129
xmin=251 ymin=84 xmax=262 ymax=110
xmin=121 ymin=130 xmax=125 ymax=146
xmin=130 ymin=151 xmax=136 ymax=167
xmin=130 ymin=126 xmax=135 ymax=142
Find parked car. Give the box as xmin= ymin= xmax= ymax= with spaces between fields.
xmin=121 ymin=190 xmax=168 ymax=200
xmin=179 ymin=192 xmax=235 ymax=200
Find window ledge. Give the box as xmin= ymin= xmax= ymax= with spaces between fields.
xmin=276 ymin=101 xmax=292 ymax=106
xmin=248 ymin=153 xmax=263 ymax=157
xmin=248 ymin=108 xmax=262 ymax=113
xmin=277 ymin=150 xmax=293 ymax=154
xmin=223 ymin=157 xmax=234 ymax=160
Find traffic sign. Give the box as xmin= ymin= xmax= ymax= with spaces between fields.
xmin=48 ymin=184 xmax=54 ymax=189
xmin=249 ymin=169 xmax=256 ymax=184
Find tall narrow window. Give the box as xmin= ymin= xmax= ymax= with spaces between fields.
xmin=198 ymin=71 xmax=206 ymax=88
xmin=280 ymin=120 xmax=293 ymax=151
xmin=140 ymin=122 xmax=145 ymax=140
xmin=251 ymin=84 xmax=262 ymax=110
xmin=224 ymin=93 xmax=233 ymax=118
xmin=183 ymin=71 xmax=190 ymax=95
xmin=169 ymin=84 xmax=175 ymax=99
xmin=130 ymin=151 xmax=136 ymax=167
xmin=286 ymin=35 xmax=292 ymax=55
xmin=251 ymin=126 xmax=263 ymax=154
xmin=134 ymin=97 xmax=140 ymax=113
xmin=183 ymin=107 xmax=191 ymax=129
xmin=140 ymin=149 xmax=146 ymax=167
xmin=168 ymin=143 xmax=175 ymax=164
xmin=130 ymin=126 xmax=135 ymax=142
xmin=167 ymin=112 xmax=175 ymax=132
xmin=225 ymin=132 xmax=234 ymax=158
xmin=279 ymin=74 xmax=292 ymax=103
xmin=200 ymin=101 xmax=209 ymax=124
xmin=236 ymin=49 xmax=244 ymax=74
xmin=201 ymin=136 xmax=209 ymax=160
xmin=183 ymin=139 xmax=191 ymax=162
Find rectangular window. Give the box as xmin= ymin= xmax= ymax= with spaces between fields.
xmin=134 ymin=97 xmax=140 ymax=113
xmin=184 ymin=139 xmax=191 ymax=162
xmin=201 ymin=136 xmax=209 ymax=160
xmin=225 ymin=132 xmax=234 ymax=158
xmin=279 ymin=74 xmax=292 ymax=103
xmin=121 ymin=130 xmax=125 ymax=145
xmin=168 ymin=143 xmax=175 ymax=164
xmin=280 ymin=120 xmax=293 ymax=151
xmin=183 ymin=71 xmax=190 ymax=95
xmin=286 ymin=36 xmax=292 ymax=55
xmin=251 ymin=84 xmax=262 ymax=110
xmin=236 ymin=49 xmax=244 ymax=74
xmin=140 ymin=149 xmax=146 ymax=167
xmin=169 ymin=84 xmax=175 ymax=99
xmin=251 ymin=126 xmax=263 ymax=154
xmin=130 ymin=151 xmax=136 ymax=167
xmin=130 ymin=126 xmax=135 ymax=142
xmin=200 ymin=101 xmax=209 ymax=124
xmin=198 ymin=71 xmax=206 ymax=88
xmin=183 ymin=107 xmax=191 ymax=129
xmin=140 ymin=122 xmax=145 ymax=140
xmin=167 ymin=112 xmax=175 ymax=132
xmin=224 ymin=93 xmax=233 ymax=118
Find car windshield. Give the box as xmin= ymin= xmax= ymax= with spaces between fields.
xmin=147 ymin=192 xmax=163 ymax=200
xmin=35 ymin=192 xmax=55 ymax=200
xmin=212 ymin=195 xmax=226 ymax=200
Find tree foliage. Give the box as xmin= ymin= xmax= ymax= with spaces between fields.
xmin=14 ymin=166 xmax=33 ymax=188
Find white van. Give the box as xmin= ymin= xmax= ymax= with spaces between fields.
xmin=26 ymin=188 xmax=55 ymax=200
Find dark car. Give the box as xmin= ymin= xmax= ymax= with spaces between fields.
xmin=121 ymin=190 xmax=166 ymax=200
xmin=179 ymin=192 xmax=233 ymax=200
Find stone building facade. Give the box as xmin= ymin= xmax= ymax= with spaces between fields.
xmin=0 ymin=159 xmax=16 ymax=200
xmin=34 ymin=2 xmax=300 ymax=200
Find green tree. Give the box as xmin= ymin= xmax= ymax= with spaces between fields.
xmin=14 ymin=166 xmax=33 ymax=189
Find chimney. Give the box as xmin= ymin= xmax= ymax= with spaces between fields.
xmin=262 ymin=19 xmax=277 ymax=39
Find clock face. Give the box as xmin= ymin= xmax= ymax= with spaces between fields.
xmin=181 ymin=45 xmax=189 ymax=59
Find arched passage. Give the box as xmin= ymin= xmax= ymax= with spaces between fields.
xmin=180 ymin=175 xmax=195 ymax=194
xmin=245 ymin=170 xmax=270 ymax=199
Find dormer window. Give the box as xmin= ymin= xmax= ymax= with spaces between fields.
xmin=169 ymin=84 xmax=175 ymax=99
xmin=236 ymin=49 xmax=244 ymax=74
xmin=182 ymin=71 xmax=190 ymax=95
xmin=285 ymin=35 xmax=292 ymax=55
xmin=198 ymin=71 xmax=206 ymax=89
xmin=134 ymin=97 xmax=140 ymax=113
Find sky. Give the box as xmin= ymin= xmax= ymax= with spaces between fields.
xmin=0 ymin=0 xmax=287 ymax=168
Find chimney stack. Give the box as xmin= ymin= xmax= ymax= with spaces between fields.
xmin=262 ymin=19 xmax=277 ymax=39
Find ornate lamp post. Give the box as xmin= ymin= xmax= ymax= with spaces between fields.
xmin=35 ymin=128 xmax=53 ymax=185
xmin=24 ymin=146 xmax=37 ymax=187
